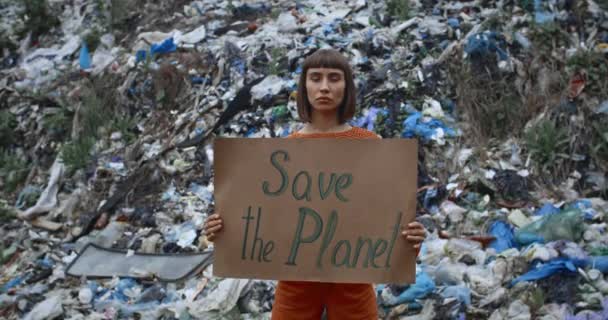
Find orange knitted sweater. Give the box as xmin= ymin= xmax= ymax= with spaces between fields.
xmin=288 ymin=126 xmax=380 ymax=139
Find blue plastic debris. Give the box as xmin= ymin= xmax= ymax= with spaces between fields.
xmin=464 ymin=32 xmax=509 ymax=61
xmin=511 ymin=258 xmax=586 ymax=286
xmin=278 ymin=124 xmax=292 ymax=137
xmin=447 ymin=18 xmax=460 ymax=28
xmin=1 ymin=276 xmax=25 ymax=293
xmin=422 ymin=188 xmax=440 ymax=214
xmin=441 ymin=285 xmax=471 ymax=306
xmin=377 ymin=272 xmax=435 ymax=306
xmin=488 ymin=220 xmax=517 ymax=253
xmin=135 ymin=37 xmax=177 ymax=63
xmin=534 ymin=0 xmax=555 ymax=24
xmin=188 ymin=183 xmax=213 ymax=203
xmin=111 ymin=278 xmax=140 ymax=302
xmin=353 ymin=106 xmax=386 ymax=131
xmin=587 ymin=256 xmax=608 ymax=273
xmin=245 ymin=127 xmax=257 ymax=137
xmin=231 ymin=59 xmax=246 ymax=75
xmin=322 ymin=22 xmax=338 ymax=37
xmin=303 ymin=36 xmax=317 ymax=47
xmin=597 ymin=100 xmax=608 ymax=114
xmin=566 ymin=200 xmax=598 ymax=220
xmin=161 ymin=183 xmax=179 ymax=202
xmin=401 ymin=112 xmax=456 ymax=142
xmin=150 ymin=37 xmax=177 ymax=55
xmin=232 ymin=3 xmax=270 ymax=17
xmin=135 ymin=50 xmax=147 ymax=63
xmin=79 ymin=43 xmax=91 ymax=70
xmin=37 ymin=256 xmax=54 ymax=269
xmin=191 ymin=76 xmax=209 ymax=85
xmin=514 ymin=32 xmax=532 ymax=50
xmin=534 ymin=203 xmax=561 ymax=216
xmin=442 ymin=99 xmax=456 ymax=113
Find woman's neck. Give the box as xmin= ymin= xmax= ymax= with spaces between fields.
xmin=301 ymin=111 xmax=352 ymax=134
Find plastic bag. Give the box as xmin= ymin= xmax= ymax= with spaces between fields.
xmin=488 ymin=220 xmax=517 ymax=253
xmin=511 ymin=258 xmax=586 ymax=286
xmin=377 ymin=272 xmax=435 ymax=306
xmin=515 ymin=210 xmax=585 ymax=245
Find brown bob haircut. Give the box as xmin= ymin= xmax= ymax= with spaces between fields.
xmin=296 ymin=48 xmax=357 ymax=124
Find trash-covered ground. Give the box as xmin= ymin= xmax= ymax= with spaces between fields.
xmin=1 ymin=0 xmax=608 ymax=319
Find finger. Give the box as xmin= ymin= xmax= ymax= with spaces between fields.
xmin=406 ymin=235 xmax=425 ymax=242
xmin=413 ymin=244 xmax=420 ymax=250
xmin=207 ymin=224 xmax=223 ymax=233
xmin=207 ymin=216 xmax=222 ymax=222
xmin=207 ymin=233 xmax=215 ymax=241
xmin=408 ymin=222 xmax=423 ymax=228
xmin=207 ymin=214 xmax=220 ymax=222
xmin=407 ymin=229 xmax=426 ymax=236
xmin=206 ymin=220 xmax=222 ymax=228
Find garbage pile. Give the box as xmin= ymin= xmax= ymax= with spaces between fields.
xmin=1 ymin=0 xmax=608 ymax=319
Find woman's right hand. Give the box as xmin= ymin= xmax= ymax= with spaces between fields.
xmin=204 ymin=213 xmax=224 ymax=241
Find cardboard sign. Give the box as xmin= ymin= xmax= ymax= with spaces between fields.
xmin=213 ymin=138 xmax=418 ymax=284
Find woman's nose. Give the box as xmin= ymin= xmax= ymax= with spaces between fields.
xmin=320 ymin=79 xmax=330 ymax=92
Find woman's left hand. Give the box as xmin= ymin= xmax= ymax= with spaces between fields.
xmin=402 ymin=221 xmax=426 ymax=250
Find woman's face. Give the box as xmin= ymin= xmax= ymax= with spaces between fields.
xmin=305 ymin=67 xmax=345 ymax=114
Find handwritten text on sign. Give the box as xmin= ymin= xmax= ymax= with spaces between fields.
xmin=213 ymin=138 xmax=417 ymax=283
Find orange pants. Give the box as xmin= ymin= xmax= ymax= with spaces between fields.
xmin=271 ymin=281 xmax=378 ymax=320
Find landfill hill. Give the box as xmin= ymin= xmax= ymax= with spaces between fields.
xmin=1 ymin=0 xmax=608 ymax=319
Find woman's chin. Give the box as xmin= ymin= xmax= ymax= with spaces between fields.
xmin=311 ymin=105 xmax=339 ymax=114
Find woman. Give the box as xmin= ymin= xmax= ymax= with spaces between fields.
xmin=204 ymin=48 xmax=427 ymax=320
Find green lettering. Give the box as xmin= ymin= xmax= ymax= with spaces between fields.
xmin=332 ymin=240 xmax=352 ymax=268
xmin=285 ymin=207 xmax=323 ymax=266
xmin=351 ymin=237 xmax=373 ymax=268
xmin=318 ymin=173 xmax=337 ymax=200
xmin=316 ymin=210 xmax=337 ymax=268
xmin=385 ymin=212 xmax=403 ymax=268
xmin=263 ymin=241 xmax=274 ymax=262
xmin=370 ymin=240 xmax=388 ymax=268
xmin=241 ymin=206 xmax=254 ymax=260
xmin=335 ymin=174 xmax=353 ymax=202
xmin=262 ymin=150 xmax=289 ymax=196
xmin=292 ymin=171 xmax=312 ymax=201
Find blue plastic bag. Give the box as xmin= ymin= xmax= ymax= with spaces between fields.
xmin=566 ymin=199 xmax=597 ymax=220
xmin=534 ymin=0 xmax=555 ymax=24
xmin=441 ymin=285 xmax=471 ymax=306
xmin=587 ymin=256 xmax=608 ymax=273
xmin=401 ymin=112 xmax=456 ymax=142
xmin=378 ymin=272 xmax=435 ymax=306
xmin=488 ymin=220 xmax=517 ymax=253
xmin=447 ymin=18 xmax=460 ymax=28
xmin=534 ymin=203 xmax=560 ymax=216
xmin=510 ymin=258 xmax=586 ymax=286
xmin=135 ymin=50 xmax=147 ymax=63
xmin=464 ymin=32 xmax=509 ymax=61
xmin=354 ymin=106 xmax=385 ymax=131
xmin=150 ymin=37 xmax=176 ymax=55
xmin=79 ymin=43 xmax=91 ymax=69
